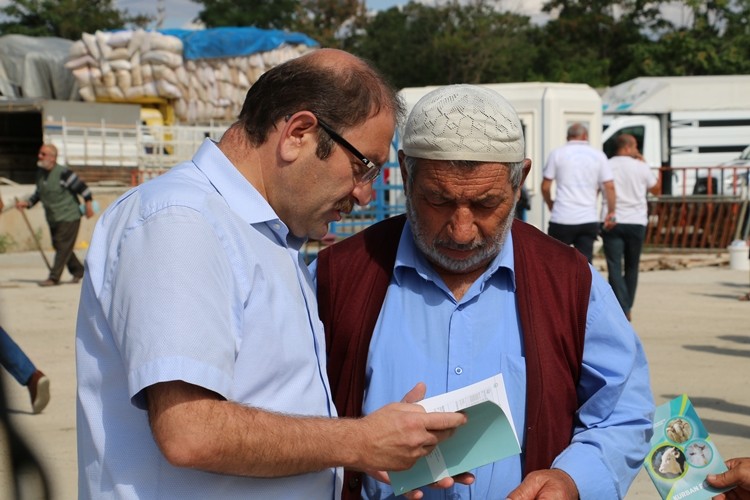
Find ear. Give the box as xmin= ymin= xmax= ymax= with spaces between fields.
xmin=520 ymin=158 xmax=532 ymax=185
xmin=515 ymin=159 xmax=532 ymax=202
xmin=278 ymin=112 xmax=318 ymax=163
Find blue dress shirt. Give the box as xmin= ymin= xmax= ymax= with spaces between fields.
xmin=324 ymin=221 xmax=654 ymax=500
xmin=77 ymin=140 xmax=340 ymax=499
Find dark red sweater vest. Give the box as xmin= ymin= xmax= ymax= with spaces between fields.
xmin=317 ymin=215 xmax=591 ymax=499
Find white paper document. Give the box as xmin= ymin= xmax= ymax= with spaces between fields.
xmin=389 ymin=373 xmax=521 ymax=495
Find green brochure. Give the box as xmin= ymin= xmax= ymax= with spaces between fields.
xmin=389 ymin=374 xmax=521 ymax=495
xmin=644 ymin=394 xmax=731 ymax=500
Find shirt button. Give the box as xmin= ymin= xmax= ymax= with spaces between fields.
xmin=455 ymin=367 xmax=463 ymax=375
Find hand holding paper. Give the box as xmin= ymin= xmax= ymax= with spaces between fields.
xmin=388 ymin=374 xmax=521 ymax=495
xmin=355 ymin=383 xmax=467 ymax=473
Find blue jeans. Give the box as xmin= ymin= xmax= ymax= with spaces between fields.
xmin=602 ymin=224 xmax=647 ymax=315
xmin=0 ymin=326 xmax=36 ymax=386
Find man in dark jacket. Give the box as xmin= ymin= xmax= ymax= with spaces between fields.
xmin=16 ymin=144 xmax=94 ymax=286
xmin=315 ymin=85 xmax=654 ymax=500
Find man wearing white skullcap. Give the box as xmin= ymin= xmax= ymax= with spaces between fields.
xmin=314 ymin=84 xmax=654 ymax=500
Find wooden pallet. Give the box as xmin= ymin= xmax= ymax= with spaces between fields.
xmin=646 ymin=196 xmax=748 ymax=249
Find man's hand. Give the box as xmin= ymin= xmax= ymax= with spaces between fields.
xmin=602 ymin=212 xmax=617 ymax=231
xmin=506 ymin=468 xmax=579 ymax=500
xmin=361 ymin=383 xmax=472 ymax=499
xmin=353 ymin=383 xmax=466 ymax=473
xmin=707 ymin=457 xmax=750 ymax=499
xmin=84 ymin=200 xmax=95 ymax=218
xmin=15 ymin=199 xmax=29 ymax=210
xmin=366 ymin=469 xmax=475 ymax=500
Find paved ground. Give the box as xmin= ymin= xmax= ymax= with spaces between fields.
xmin=0 ymin=250 xmax=748 ymax=499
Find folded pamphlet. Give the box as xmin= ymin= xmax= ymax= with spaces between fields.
xmin=389 ymin=374 xmax=521 ymax=495
xmin=643 ymin=394 xmax=731 ymax=500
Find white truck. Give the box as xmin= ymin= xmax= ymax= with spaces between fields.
xmin=375 ymin=82 xmax=603 ymax=232
xmin=0 ymin=98 xmax=225 ymax=185
xmin=600 ymin=75 xmax=750 ymax=196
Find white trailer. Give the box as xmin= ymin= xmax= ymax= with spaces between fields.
xmin=601 ymin=75 xmax=750 ymax=195
xmin=390 ymin=82 xmax=603 ymax=230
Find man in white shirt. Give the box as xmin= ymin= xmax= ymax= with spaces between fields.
xmin=600 ymin=133 xmax=659 ymax=320
xmin=542 ymin=123 xmax=616 ymax=262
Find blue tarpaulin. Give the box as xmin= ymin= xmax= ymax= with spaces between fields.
xmin=160 ymin=27 xmax=318 ymax=61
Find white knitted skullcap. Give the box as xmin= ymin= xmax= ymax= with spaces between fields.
xmin=402 ymin=84 xmax=524 ymax=163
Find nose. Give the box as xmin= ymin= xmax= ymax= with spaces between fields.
xmin=351 ymin=181 xmax=374 ymax=207
xmin=449 ymin=207 xmax=477 ymax=244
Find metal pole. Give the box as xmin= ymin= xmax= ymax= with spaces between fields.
xmin=14 ymin=198 xmax=52 ymax=271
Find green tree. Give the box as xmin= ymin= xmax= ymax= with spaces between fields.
xmin=0 ymin=0 xmax=150 ymax=40
xmin=633 ymin=0 xmax=750 ymax=76
xmin=533 ymin=0 xmax=660 ymax=86
xmin=350 ymin=0 xmax=535 ymax=89
xmin=195 ymin=0 xmax=302 ymax=30
xmin=297 ymin=0 xmax=367 ymax=49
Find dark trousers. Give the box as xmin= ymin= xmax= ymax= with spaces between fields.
xmin=547 ymin=222 xmax=600 ymax=263
xmin=601 ymin=223 xmax=647 ymax=315
xmin=48 ymin=219 xmax=84 ymax=282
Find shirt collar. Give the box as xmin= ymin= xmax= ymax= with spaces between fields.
xmin=191 ymin=139 xmax=297 ymax=245
xmin=393 ymin=219 xmax=517 ymax=292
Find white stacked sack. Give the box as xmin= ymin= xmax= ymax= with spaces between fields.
xmin=66 ymin=29 xmax=313 ymax=124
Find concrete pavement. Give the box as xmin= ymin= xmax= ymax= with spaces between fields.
xmin=0 ymin=249 xmax=748 ymax=499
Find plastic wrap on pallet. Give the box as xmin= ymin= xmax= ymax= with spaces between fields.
xmin=67 ymin=28 xmax=319 ymax=124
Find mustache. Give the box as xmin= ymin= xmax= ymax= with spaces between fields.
xmin=333 ymin=198 xmax=354 ymax=214
xmin=434 ymin=238 xmax=485 ymax=252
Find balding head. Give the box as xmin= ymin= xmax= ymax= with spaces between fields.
xmin=567 ymin=123 xmax=588 ymax=141
xmin=237 ymin=48 xmax=404 ymax=152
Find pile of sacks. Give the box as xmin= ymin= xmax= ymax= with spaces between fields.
xmin=66 ymin=29 xmax=314 ymax=124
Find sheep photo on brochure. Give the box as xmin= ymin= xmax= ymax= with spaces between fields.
xmin=644 ymin=395 xmax=731 ymax=500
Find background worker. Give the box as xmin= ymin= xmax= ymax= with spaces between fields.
xmin=15 ymin=144 xmax=94 ymax=286
xmin=315 ymin=85 xmax=654 ymax=499
xmin=75 ymin=49 xmax=465 ymax=500
xmin=542 ymin=123 xmax=616 ymax=262
xmin=600 ymin=134 xmax=659 ymax=320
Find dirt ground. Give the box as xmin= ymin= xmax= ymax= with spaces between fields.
xmin=0 ymin=250 xmax=748 ymax=499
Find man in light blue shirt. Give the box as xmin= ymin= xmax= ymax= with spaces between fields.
xmin=76 ymin=49 xmax=466 ymax=500
xmin=315 ymin=85 xmax=655 ymax=499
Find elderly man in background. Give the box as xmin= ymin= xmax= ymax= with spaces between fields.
xmin=315 ymin=84 xmax=654 ymax=499
xmin=16 ymin=144 xmax=94 ymax=286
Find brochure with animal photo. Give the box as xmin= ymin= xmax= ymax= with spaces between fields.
xmin=644 ymin=394 xmax=731 ymax=500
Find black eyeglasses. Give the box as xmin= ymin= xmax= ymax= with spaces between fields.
xmin=313 ymin=115 xmax=382 ymax=185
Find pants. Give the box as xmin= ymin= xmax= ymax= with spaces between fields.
xmin=601 ymin=223 xmax=647 ymax=315
xmin=547 ymin=222 xmax=600 ymax=263
xmin=0 ymin=326 xmax=36 ymax=386
xmin=48 ymin=219 xmax=84 ymax=282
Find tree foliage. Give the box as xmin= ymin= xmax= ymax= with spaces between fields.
xmin=351 ymin=0 xmax=536 ymax=89
xmin=195 ymin=0 xmax=302 ymax=30
xmin=2 ymin=0 xmax=749 ymax=87
xmin=0 ymin=0 xmax=150 ymax=40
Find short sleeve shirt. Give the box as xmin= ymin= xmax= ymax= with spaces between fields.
xmin=76 ymin=140 xmax=341 ymax=499
xmin=543 ymin=140 xmax=613 ymax=224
